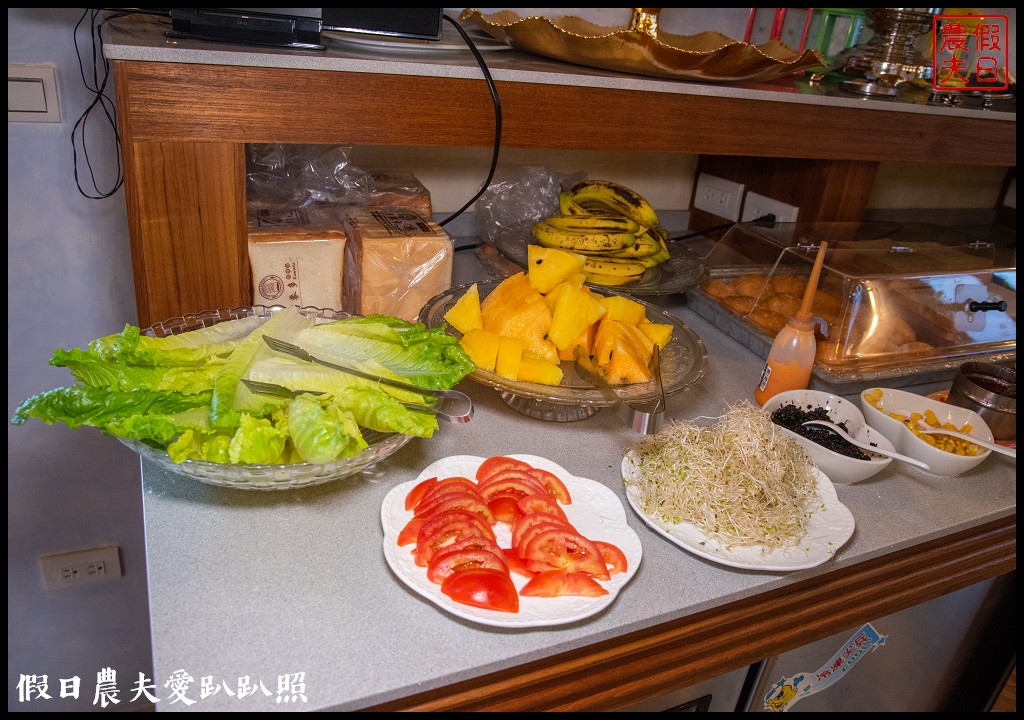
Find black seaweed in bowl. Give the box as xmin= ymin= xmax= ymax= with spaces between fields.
xmin=770 ymin=404 xmax=872 ymax=461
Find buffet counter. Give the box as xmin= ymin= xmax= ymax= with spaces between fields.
xmin=138 ymin=255 xmax=1016 ymax=712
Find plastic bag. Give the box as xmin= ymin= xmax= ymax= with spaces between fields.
xmin=247 ymin=144 xmax=373 ymax=209
xmin=472 ymin=165 xmax=585 ymax=246
xmin=246 ymin=144 xmax=432 ymax=219
xmin=472 ymin=166 xmax=585 ymax=278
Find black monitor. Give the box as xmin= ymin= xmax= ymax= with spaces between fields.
xmin=164 ymin=8 xmax=444 ymax=50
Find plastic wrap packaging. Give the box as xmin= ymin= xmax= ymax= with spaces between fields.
xmin=472 ymin=165 xmax=585 ymax=277
xmin=248 ymin=207 xmax=347 ymax=310
xmin=343 ymin=208 xmax=453 ymax=322
xmin=246 ymin=144 xmax=432 ymax=216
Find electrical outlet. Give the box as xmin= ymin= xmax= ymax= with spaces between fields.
xmin=693 ymin=173 xmax=745 ymax=221
xmin=741 ymin=191 xmax=800 ymax=223
xmin=40 ymin=545 xmax=122 ymax=591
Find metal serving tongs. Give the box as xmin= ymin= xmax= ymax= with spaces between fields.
xmin=574 ymin=345 xmax=665 ymax=434
xmin=257 ymin=336 xmax=473 ymax=424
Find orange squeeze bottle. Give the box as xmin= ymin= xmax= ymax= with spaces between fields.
xmin=754 ymin=242 xmax=829 ymax=406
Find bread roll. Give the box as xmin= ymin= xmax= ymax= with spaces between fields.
xmin=768 ymin=274 xmax=807 ymax=296
xmin=702 ymin=278 xmax=735 ymax=300
xmin=732 ymin=274 xmax=769 ymax=298
xmin=721 ymin=295 xmax=756 ymax=315
xmin=812 ymin=291 xmax=843 ymax=317
xmin=748 ymin=308 xmax=787 ymax=336
xmin=765 ymin=292 xmax=801 ymax=318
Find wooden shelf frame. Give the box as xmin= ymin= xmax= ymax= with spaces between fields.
xmin=113 ymin=60 xmax=1015 ymax=327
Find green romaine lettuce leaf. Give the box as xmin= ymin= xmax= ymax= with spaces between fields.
xmin=286 ymin=395 xmax=368 ymax=464
xmin=11 ymin=386 xmax=212 ymax=430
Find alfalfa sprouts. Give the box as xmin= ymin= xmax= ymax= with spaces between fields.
xmin=623 ymin=400 xmax=820 ymax=551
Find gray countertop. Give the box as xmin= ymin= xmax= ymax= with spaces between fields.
xmin=102 ymin=14 xmax=1014 ymax=123
xmin=138 ymin=253 xmax=1016 ymax=712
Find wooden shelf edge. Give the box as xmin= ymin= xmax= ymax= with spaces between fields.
xmin=363 ymin=515 xmax=1015 ymax=712
xmin=113 ymin=61 xmax=1016 ymax=165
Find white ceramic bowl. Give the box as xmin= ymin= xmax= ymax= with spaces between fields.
xmin=762 ymin=389 xmax=894 ymax=485
xmin=859 ymin=387 xmax=993 ymax=478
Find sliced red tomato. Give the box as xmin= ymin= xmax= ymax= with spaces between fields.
xmin=516 ymin=521 xmax=576 ymax=559
xmin=397 ymin=515 xmax=427 ymax=546
xmin=413 ymin=491 xmax=495 ymax=524
xmin=415 ymin=477 xmax=480 ymax=509
xmin=511 ymin=511 xmax=574 ymax=552
xmin=404 ymin=476 xmax=438 ymax=511
xmin=478 ymin=477 xmax=549 ymax=504
xmin=526 ymin=467 xmax=572 ymax=505
xmin=414 ymin=509 xmax=496 ymax=567
xmin=521 ymin=528 xmax=610 ymax=580
xmin=429 ymin=534 xmax=505 ymax=561
xmin=525 ymin=558 xmax=561 ymax=574
xmin=502 ymin=547 xmax=539 ymax=579
xmin=520 ymin=570 xmax=608 ymax=598
xmin=440 ymin=568 xmax=519 ymax=613
xmin=517 ymin=493 xmax=568 ymax=522
xmin=487 ymin=495 xmax=523 ymax=525
xmin=427 ymin=546 xmax=509 ymax=584
xmin=477 ymin=468 xmax=548 ymax=496
xmin=475 ymin=456 xmax=534 ymax=482
xmin=593 ymin=540 xmax=628 ymax=576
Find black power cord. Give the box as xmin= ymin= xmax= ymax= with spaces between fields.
xmin=436 ymin=14 xmax=502 ymax=229
xmin=72 ymin=8 xmax=126 ymax=199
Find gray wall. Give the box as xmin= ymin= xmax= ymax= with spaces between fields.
xmin=8 ymin=8 xmax=152 ymax=712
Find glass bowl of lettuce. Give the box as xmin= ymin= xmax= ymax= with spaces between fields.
xmin=12 ymin=306 xmax=476 ymax=491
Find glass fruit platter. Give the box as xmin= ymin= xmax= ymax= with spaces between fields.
xmin=420 ymin=281 xmax=709 ymax=421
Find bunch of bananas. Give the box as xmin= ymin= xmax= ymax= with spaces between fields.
xmin=531 ymin=180 xmax=671 ymax=286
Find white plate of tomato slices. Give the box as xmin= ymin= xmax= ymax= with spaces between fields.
xmin=381 ymin=454 xmax=643 ymax=628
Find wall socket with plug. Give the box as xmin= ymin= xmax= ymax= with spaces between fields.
xmin=693 ymin=173 xmax=745 ymax=221
xmin=40 ymin=545 xmax=122 ymax=591
xmin=741 ymin=191 xmax=800 ymax=223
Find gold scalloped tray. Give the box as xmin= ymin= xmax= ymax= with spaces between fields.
xmin=459 ymin=9 xmax=825 ymax=84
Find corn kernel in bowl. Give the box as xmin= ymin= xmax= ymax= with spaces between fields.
xmin=865 ymin=390 xmax=982 ymax=457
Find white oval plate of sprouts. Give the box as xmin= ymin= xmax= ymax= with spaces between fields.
xmin=620 ymin=402 xmax=855 ymax=572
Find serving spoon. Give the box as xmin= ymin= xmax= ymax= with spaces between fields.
xmin=801 ymin=420 xmax=932 ymax=471
xmin=911 ymin=422 xmax=1016 ymax=460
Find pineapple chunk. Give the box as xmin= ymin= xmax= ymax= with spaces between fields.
xmin=638 ymin=321 xmax=673 ymax=349
xmin=598 ymin=295 xmax=647 ymax=325
xmin=517 ymin=355 xmax=564 ymax=385
xmin=549 ymin=286 xmax=607 ymax=351
xmin=527 ymin=246 xmax=587 ymax=294
xmin=459 ymin=328 xmax=500 ymax=372
xmin=543 ymin=273 xmax=587 ymax=312
xmin=556 ymin=323 xmax=598 ymax=361
xmin=481 ymin=273 xmax=541 ymax=332
xmin=444 ymin=283 xmax=483 ymax=335
xmin=495 ymin=335 xmax=524 ymax=380
xmin=604 ymin=337 xmax=652 ymax=385
xmin=593 ymin=318 xmax=653 ymax=368
xmin=488 ymin=298 xmax=558 ymax=364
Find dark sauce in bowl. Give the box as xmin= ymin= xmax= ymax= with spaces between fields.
xmin=770 ymin=404 xmax=872 ymax=461
xmin=964 ymin=372 xmax=1015 ymax=398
